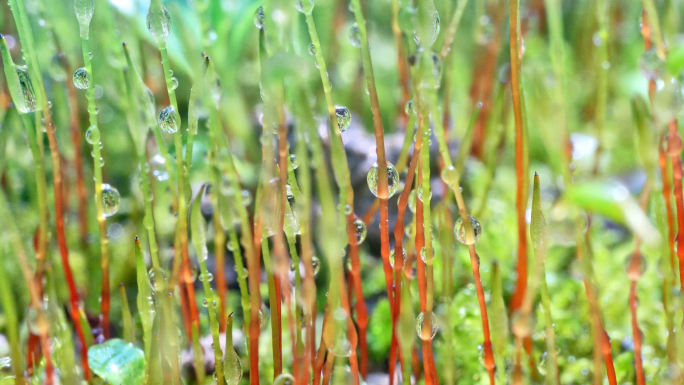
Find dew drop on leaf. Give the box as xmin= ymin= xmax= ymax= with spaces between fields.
xmin=73 ymin=67 xmax=89 ymax=89
xmin=367 ymin=161 xmax=400 ymax=198
xmin=254 ymin=6 xmax=265 ymax=30
xmin=416 ymin=312 xmax=438 ymax=341
xmin=150 ymin=153 xmax=169 ymax=181
xmin=454 ymin=215 xmax=482 ymax=244
xmin=101 ymin=183 xmax=121 ymax=217
xmin=274 ymin=373 xmax=295 ymax=385
xmin=335 ymin=105 xmax=351 ymax=132
xmin=348 ymin=24 xmax=360 ymax=47
xmin=158 ymin=106 xmax=178 ymax=133
xmin=353 ymin=219 xmax=367 ymax=244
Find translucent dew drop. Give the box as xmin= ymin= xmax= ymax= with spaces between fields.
xmin=295 ymin=0 xmax=313 ymax=14
xmin=146 ymin=0 xmax=171 ymax=46
xmin=254 ymin=6 xmax=265 ymax=30
xmin=157 ymin=106 xmax=178 ymax=133
xmin=202 ymin=298 xmax=209 ymax=307
xmin=404 ymin=100 xmax=415 ymax=114
xmin=73 ymin=67 xmax=89 ymax=89
xmin=311 ymin=256 xmax=321 ymax=276
xmin=274 ymin=373 xmax=295 ymax=385
xmin=415 ymin=312 xmax=438 ymax=341
xmin=289 ymin=154 xmax=299 ymax=169
xmin=440 ymin=165 xmax=458 ymax=185
xmin=335 ymin=105 xmax=352 ymax=132
xmin=27 ymin=307 xmax=49 ymax=335
xmin=353 ymin=219 xmax=367 ymax=244
xmin=389 ymin=248 xmax=406 ymax=268
xmin=101 ymin=183 xmax=121 ymax=217
xmin=74 ymin=0 xmax=94 ymax=39
xmin=653 ymin=78 xmax=684 ymax=124
xmin=407 ymin=190 xmax=416 ymax=212
xmin=148 ymin=268 xmax=167 ymax=289
xmin=348 ymin=24 xmax=361 ymax=47
xmin=638 ymin=48 xmax=665 ymax=81
xmin=454 ymin=215 xmax=482 ymax=244
xmin=420 ymin=246 xmax=434 ymax=263
xmin=625 ymin=253 xmax=647 ymax=281
xmin=150 ymin=153 xmax=169 ymax=181
xmin=417 ymin=186 xmax=432 ymax=202
xmin=367 ymin=161 xmax=400 ymax=198
xmin=344 ymin=204 xmax=352 ymax=215
xmin=171 ymin=76 xmax=178 ymax=90
xmin=241 ymin=189 xmax=253 ymax=206
xmin=308 ymin=44 xmax=316 ymax=56
xmin=199 ymin=272 xmax=214 ymax=282
xmin=85 ymin=126 xmax=95 ymax=144
xmin=14 ymin=66 xmax=37 ymax=113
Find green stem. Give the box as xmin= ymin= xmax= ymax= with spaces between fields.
xmin=81 ymin=35 xmax=113 ymax=339
xmin=0 ymin=246 xmax=23 ymax=384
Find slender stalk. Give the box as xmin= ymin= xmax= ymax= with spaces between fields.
xmin=304 ymin=8 xmax=369 ymax=376
xmin=190 ymin=185 xmax=225 ymax=384
xmin=347 ymin=2 xmax=395 ymax=380
xmin=80 ymin=35 xmax=113 ymax=339
xmin=508 ymin=0 xmax=528 ymax=314
xmin=6 ymin=0 xmax=90 ymax=373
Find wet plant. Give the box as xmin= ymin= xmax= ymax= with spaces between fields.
xmin=0 ymin=0 xmax=682 ymax=384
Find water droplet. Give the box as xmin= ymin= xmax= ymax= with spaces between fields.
xmin=74 ymin=0 xmax=95 ymax=39
xmin=202 ymin=298 xmax=209 ymax=307
xmin=148 ymin=268 xmax=167 ymax=289
xmin=73 ymin=67 xmax=89 ymax=89
xmin=89 ymin=51 xmax=94 ymax=59
xmin=407 ymin=190 xmax=416 ymax=212
xmin=85 ymin=126 xmax=95 ymax=144
xmin=625 ymin=253 xmax=647 ymax=280
xmin=416 ymin=312 xmax=438 ymax=341
xmin=367 ymin=161 xmax=400 ymax=198
xmin=199 ymin=272 xmax=214 ymax=282
xmin=254 ymin=6 xmax=265 ymax=30
xmin=454 ymin=215 xmax=482 ymax=244
xmin=295 ymin=0 xmax=313 ymax=13
xmin=27 ymin=307 xmax=49 ymax=335
xmin=335 ymin=105 xmax=352 ymax=132
xmin=150 ymin=153 xmax=169 ymax=181
xmin=639 ymin=47 xmax=664 ymax=80
xmin=258 ymin=307 xmax=268 ymax=329
xmin=511 ymin=311 xmax=535 ymax=337
xmin=289 ymin=154 xmax=299 ymax=169
xmin=241 ymin=189 xmax=253 ymax=206
xmin=171 ymin=76 xmax=178 ymax=90
xmin=420 ymin=246 xmax=434 ymax=263
xmin=99 ymin=157 xmax=104 ymax=167
xmin=440 ymin=165 xmax=458 ymax=185
xmin=353 ymin=219 xmax=367 ymax=244
xmin=158 ymin=106 xmax=178 ymax=133
xmin=417 ymin=186 xmax=432 ymax=202
xmin=146 ymin=0 xmax=171 ymax=45
xmin=101 ymin=183 xmax=121 ymax=217
xmin=274 ymin=373 xmax=295 ymax=385
xmin=344 ymin=204 xmax=352 ymax=215
xmin=311 ymin=256 xmax=321 ymax=276
xmin=349 ymin=24 xmax=361 ymax=47
xmin=413 ymin=9 xmax=440 ymax=47
xmin=389 ymin=248 xmax=406 ymax=268
xmin=308 ymin=44 xmax=316 ymax=56
xmin=404 ymin=100 xmax=415 ymax=114
xmin=653 ymin=78 xmax=684 ymax=124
